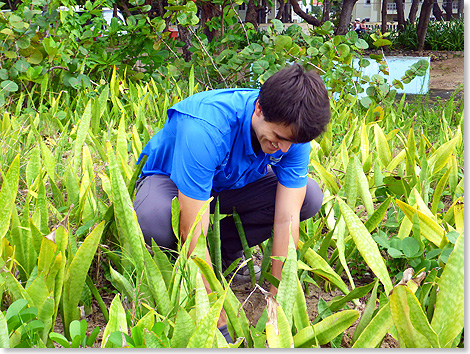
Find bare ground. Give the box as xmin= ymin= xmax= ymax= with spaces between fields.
xmin=429 ymin=57 xmax=464 ymax=91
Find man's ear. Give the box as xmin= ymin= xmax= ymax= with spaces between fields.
xmin=255 ymin=101 xmax=263 ymax=117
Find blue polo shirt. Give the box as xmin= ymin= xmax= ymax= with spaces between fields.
xmin=137 ymin=88 xmax=311 ymax=201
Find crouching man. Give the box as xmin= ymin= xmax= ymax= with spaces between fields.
xmin=133 ymin=63 xmax=331 ymax=342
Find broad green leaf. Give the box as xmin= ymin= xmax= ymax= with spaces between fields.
xmin=412 ymin=188 xmax=435 ymax=221
xmin=431 ymin=232 xmax=464 ymax=347
xmin=353 ymin=302 xmax=393 ymax=348
xmin=0 ymin=310 xmax=9 ymax=348
xmin=337 ymin=198 xmax=393 ymax=294
xmin=72 ymin=100 xmax=92 ymax=175
xmin=107 ymin=141 xmax=144 ymax=274
xmin=389 ymin=285 xmax=437 ymax=347
xmin=192 ymin=256 xmax=253 ymax=346
xmin=386 ymin=149 xmax=406 ymax=172
xmin=10 ymin=207 xmax=36 ymax=280
xmin=292 ymin=279 xmax=309 ymax=331
xmin=431 ymin=168 xmax=451 ymax=214
xmin=271 ymin=18 xmax=284 ymax=33
xmin=63 ymin=221 xmax=104 ymax=337
xmin=252 ymin=60 xmax=269 ymax=74
xmin=294 ymin=310 xmax=359 ymax=347
xmin=352 ymin=280 xmax=379 ymax=344
xmin=109 ymin=266 xmax=134 ymax=302
xmin=374 ymin=124 xmax=391 ymax=168
xmin=102 ymin=295 xmax=128 ymax=348
xmin=311 ymin=160 xmax=340 ymax=194
xmin=142 ymin=248 xmax=172 ymax=316
xmin=395 ymin=200 xmax=445 ymax=247
xmin=344 ymin=157 xmax=357 ymax=208
xmin=354 ymin=155 xmax=374 ymax=216
xmin=26 ymin=145 xmax=41 ymax=187
xmin=0 ymin=155 xmax=19 ymax=241
xmin=453 ymin=203 xmax=464 ymax=235
xmin=360 ymin=122 xmax=369 ymax=165
xmin=39 ymin=140 xmax=56 ymax=182
xmin=334 ymin=216 xmax=354 ymax=288
xmin=327 ymin=280 xmax=376 ymax=312
xmin=171 ymin=308 xmax=195 ymax=348
xmin=276 ymin=234 xmax=297 ymax=330
xmin=427 ymin=136 xmax=459 ymax=176
xmin=299 ymin=240 xmax=349 ymax=295
xmin=364 ymin=196 xmax=392 ymax=233
xmin=266 ymin=303 xmax=294 ymax=348
xmin=187 ymin=290 xmax=227 ymax=347
xmin=195 ymin=271 xmax=210 ymax=326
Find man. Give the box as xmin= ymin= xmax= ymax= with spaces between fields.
xmin=134 ymin=63 xmax=330 ymax=341
xmin=354 ymin=18 xmax=362 ymax=34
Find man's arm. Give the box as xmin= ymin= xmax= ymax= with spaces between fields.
xmin=270 ymin=182 xmax=306 ymax=295
xmin=178 ymin=191 xmax=211 ymax=256
xmin=178 ymin=191 xmax=227 ymax=327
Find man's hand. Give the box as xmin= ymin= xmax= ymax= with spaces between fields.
xmin=270 ymin=183 xmax=306 ymax=295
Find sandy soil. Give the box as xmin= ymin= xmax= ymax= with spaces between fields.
xmin=429 ymin=57 xmax=464 ymax=91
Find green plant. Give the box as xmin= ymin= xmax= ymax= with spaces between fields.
xmin=49 ymin=319 xmax=100 ymax=348
xmin=1 ymin=298 xmax=46 ymax=348
xmin=392 ymin=18 xmax=464 ymax=51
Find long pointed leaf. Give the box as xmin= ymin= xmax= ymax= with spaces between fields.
xmin=430 ymin=232 xmax=464 ymax=347
xmin=337 ymin=197 xmax=393 ymax=294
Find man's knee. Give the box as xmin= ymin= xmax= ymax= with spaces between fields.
xmin=135 ymin=204 xmax=176 ymax=249
xmin=133 ymin=175 xmax=178 ymax=250
xmin=300 ymin=178 xmax=323 ymax=221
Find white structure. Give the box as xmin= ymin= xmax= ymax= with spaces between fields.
xmin=352 ymin=0 xmax=460 ymax=23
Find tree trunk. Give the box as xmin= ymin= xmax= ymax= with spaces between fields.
xmin=177 ymin=24 xmax=193 ymax=62
xmin=408 ymin=0 xmax=419 ymax=24
xmin=334 ymin=0 xmax=358 ymax=35
xmin=432 ymin=1 xmax=443 ymax=21
xmin=417 ymin=0 xmax=433 ymax=52
xmin=289 ymin=0 xmax=321 ymax=26
xmin=381 ymin=0 xmax=388 ymax=34
xmin=276 ymin=0 xmax=285 ymax=20
xmin=259 ymin=0 xmax=268 ymax=23
xmin=457 ymin=0 xmax=463 ymax=18
xmin=443 ymin=0 xmax=453 ymax=20
xmin=282 ymin=2 xmax=291 ymax=22
xmin=395 ymin=0 xmax=405 ymax=31
xmin=245 ymin=0 xmax=259 ymax=28
xmin=321 ymin=0 xmax=331 ymax=23
xmin=199 ymin=3 xmax=219 ymax=42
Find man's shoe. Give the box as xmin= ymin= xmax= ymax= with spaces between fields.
xmin=217 ymin=324 xmax=233 ymax=343
xmin=222 ymin=255 xmax=261 ymax=283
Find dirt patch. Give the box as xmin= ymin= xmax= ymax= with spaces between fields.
xmin=429 ymin=57 xmax=464 ymax=91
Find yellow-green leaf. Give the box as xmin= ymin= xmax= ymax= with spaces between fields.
xmin=431 ymin=232 xmax=464 ymax=347
xmin=374 ymin=124 xmax=391 ymax=168
xmin=395 ymin=200 xmax=445 ymax=247
xmin=337 ymin=197 xmax=393 ymax=294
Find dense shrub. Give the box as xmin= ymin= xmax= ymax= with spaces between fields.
xmin=392 ymin=18 xmax=464 ymax=51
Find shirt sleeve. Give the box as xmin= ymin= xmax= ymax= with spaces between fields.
xmin=271 ymin=143 xmax=310 ymax=188
xmin=170 ymin=115 xmax=224 ymax=201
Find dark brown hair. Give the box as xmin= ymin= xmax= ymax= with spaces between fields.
xmin=258 ymin=63 xmax=331 ymax=143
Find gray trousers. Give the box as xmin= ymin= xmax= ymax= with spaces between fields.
xmin=133 ymin=169 xmax=323 ymax=262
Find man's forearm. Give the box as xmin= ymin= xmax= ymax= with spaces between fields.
xmin=270 ymin=217 xmax=300 ymax=295
xmin=178 ymin=191 xmax=211 ymax=257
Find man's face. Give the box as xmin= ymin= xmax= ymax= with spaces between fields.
xmin=251 ymin=101 xmax=294 ymax=154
